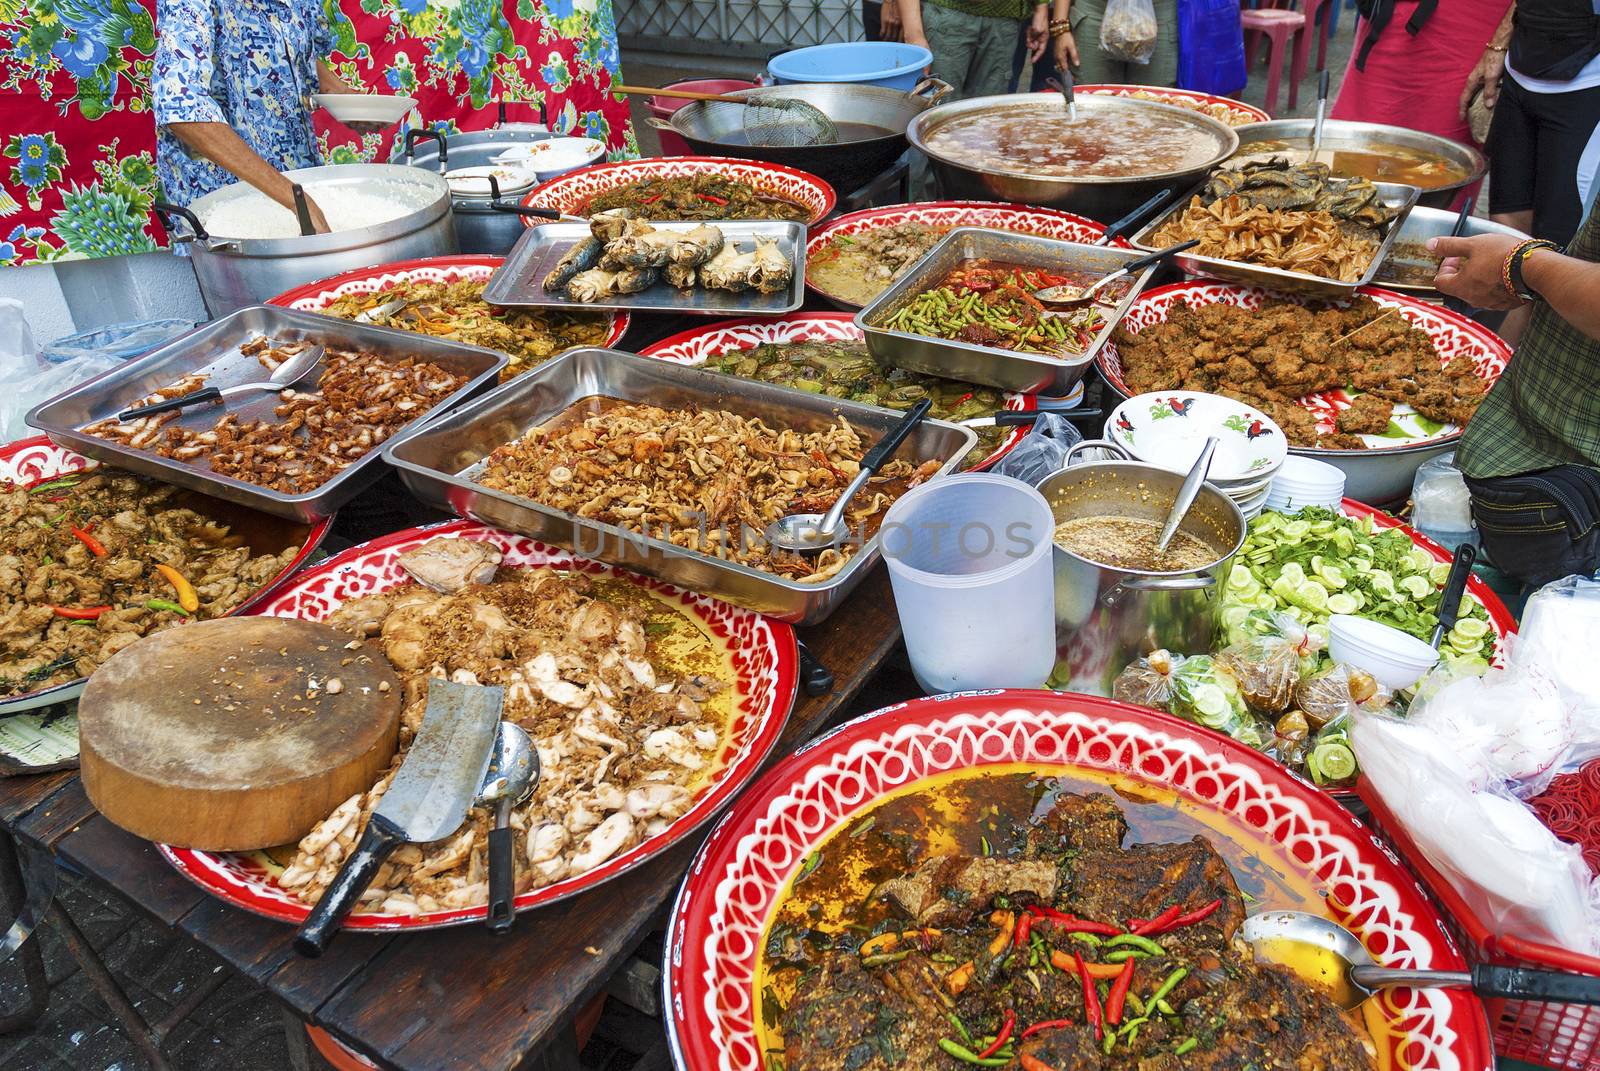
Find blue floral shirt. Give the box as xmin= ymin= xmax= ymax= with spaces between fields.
xmin=152 ymin=0 xmax=333 ymax=206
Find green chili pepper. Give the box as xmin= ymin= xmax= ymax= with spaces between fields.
xmin=146 ymin=598 xmax=191 ymax=616
xmin=1175 ymin=1037 xmax=1198 ymax=1056
xmin=860 ymin=950 xmax=910 ymax=967
xmin=1156 ymin=998 xmax=1176 ymax=1016
xmin=948 ymin=1012 xmax=973 ymax=1045
xmin=1150 ymin=966 xmax=1188 ymax=1009
xmin=1102 ymin=948 xmax=1149 ymax=963
xmin=1106 ymin=933 xmax=1165 ymax=956
xmin=937 ymin=1038 xmax=1010 ymax=1066
xmin=1068 ymin=932 xmax=1102 ymax=948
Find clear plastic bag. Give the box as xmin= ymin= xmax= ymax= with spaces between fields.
xmin=1100 ymin=0 xmax=1159 ymax=64
xmin=1169 ymin=655 xmax=1271 ymax=749
xmin=1215 ymin=616 xmax=1307 ymax=714
xmin=0 ymin=300 xmax=124 ymax=441
xmin=1516 ymin=574 xmax=1600 ymax=770
xmin=1112 ymin=649 xmax=1182 ymax=708
xmin=1407 ymin=659 xmax=1574 ymax=796
xmin=1293 ymin=662 xmax=1384 ymax=728
xmin=987 ymin=412 xmax=1084 ymax=488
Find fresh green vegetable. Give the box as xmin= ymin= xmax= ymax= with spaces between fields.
xmin=1168 ymin=656 xmax=1270 ymax=749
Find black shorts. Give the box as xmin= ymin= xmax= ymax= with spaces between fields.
xmin=1465 ymin=465 xmax=1600 ymax=587
xmin=1486 ymin=75 xmax=1600 ymax=246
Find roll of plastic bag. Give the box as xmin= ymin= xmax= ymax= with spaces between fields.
xmin=1517 ymin=575 xmax=1600 ymax=768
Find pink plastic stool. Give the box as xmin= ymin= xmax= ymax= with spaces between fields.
xmin=1241 ymin=8 xmax=1307 ymax=118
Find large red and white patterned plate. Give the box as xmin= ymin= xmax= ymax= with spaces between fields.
xmin=664 ymin=691 xmax=1495 ymax=1071
xmin=266 ymin=254 xmax=629 ymax=357
xmin=1074 ymin=84 xmax=1269 ymax=127
xmin=160 ymin=519 xmax=798 ymax=931
xmin=638 ymin=312 xmax=1034 ymax=470
xmin=0 ymin=436 xmax=331 ymax=714
xmin=1099 ymin=281 xmax=1511 ymax=455
xmin=521 ymin=157 xmax=837 ymax=228
xmin=803 ymin=200 xmax=1129 ymax=309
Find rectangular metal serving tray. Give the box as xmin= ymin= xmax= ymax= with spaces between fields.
xmin=26 ymin=305 xmax=507 ymax=523
xmin=382 ymin=347 xmax=978 ymax=625
xmin=1130 ymin=179 xmax=1422 ymax=299
xmin=483 ymin=220 xmax=807 ymax=315
xmin=854 ymin=228 xmax=1160 ymax=396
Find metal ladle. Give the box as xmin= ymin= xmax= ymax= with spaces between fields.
xmin=1033 ymin=239 xmax=1201 ymax=307
xmin=116 ymin=343 xmax=325 ymax=421
xmin=1244 ymin=910 xmax=1600 ymax=1010
xmin=1309 ymin=70 xmax=1331 ymax=166
xmin=767 ymin=399 xmax=932 ymax=553
xmin=1154 ymin=436 xmax=1218 ymax=554
xmin=1046 ymin=72 xmax=1077 ymax=121
xmin=475 ymin=721 xmax=538 ymax=934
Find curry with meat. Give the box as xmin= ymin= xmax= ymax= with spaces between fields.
xmin=0 ymin=469 xmax=302 ymax=698
xmin=583 ymin=174 xmax=813 ymax=223
xmin=759 ymin=767 xmax=1383 ymax=1071
xmin=1112 ymin=296 xmax=1485 ymax=449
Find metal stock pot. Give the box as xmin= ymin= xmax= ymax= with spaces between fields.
xmin=402 ymin=127 xmax=564 ymax=254
xmin=1039 ymin=441 xmax=1244 ymax=696
xmin=156 ymin=163 xmax=456 ymax=315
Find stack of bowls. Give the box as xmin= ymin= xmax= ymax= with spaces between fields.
xmin=1264 ymin=455 xmax=1346 ymax=514
xmin=1106 ymin=392 xmax=1285 ymax=520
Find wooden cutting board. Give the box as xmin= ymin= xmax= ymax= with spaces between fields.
xmin=79 ymin=617 xmax=402 ymax=851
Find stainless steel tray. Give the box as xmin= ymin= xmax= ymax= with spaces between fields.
xmin=1131 ymin=179 xmax=1421 ymax=299
xmin=1372 ymin=205 xmax=1528 ymax=295
xmin=381 ymin=348 xmax=977 ymax=624
xmin=483 ymin=220 xmax=807 ymax=315
xmin=26 ymin=305 xmax=506 ymax=523
xmin=853 ymin=228 xmax=1158 ymax=395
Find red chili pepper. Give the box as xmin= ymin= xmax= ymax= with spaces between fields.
xmin=1104 ymin=957 xmax=1135 ymax=1024
xmin=1074 ymin=950 xmax=1104 ymax=1039
xmin=1131 ymin=905 xmax=1182 ymax=936
xmin=1030 ymin=905 xmax=1124 ymax=936
xmin=1166 ymin=898 xmax=1224 ymax=931
xmin=70 ymin=527 xmax=107 ymax=557
xmin=976 ymin=1009 xmax=1016 ymax=1059
xmin=697 ymin=193 xmax=729 ymax=205
xmin=638 ymin=193 xmax=664 ymax=204
xmin=1020 ymin=1018 xmax=1073 ymax=1040
xmin=1014 ymin=910 xmax=1034 ymax=949
xmin=955 ymin=392 xmax=973 ymax=406
xmin=52 ymin=605 xmax=109 ymax=620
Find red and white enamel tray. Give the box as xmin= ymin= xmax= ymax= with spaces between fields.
xmin=638 ymin=312 xmax=1033 ymax=470
xmin=521 ymin=156 xmax=837 ymax=228
xmin=1099 ymin=281 xmax=1511 ymax=455
xmin=803 ymin=200 xmax=1130 ymax=309
xmin=664 ymin=691 xmax=1496 ymax=1071
xmin=266 ymin=254 xmax=629 ymax=355
xmin=159 ymin=520 xmax=799 ymax=931
xmin=1075 ymin=84 xmax=1270 ymax=127
xmin=0 ymin=436 xmax=330 ymax=715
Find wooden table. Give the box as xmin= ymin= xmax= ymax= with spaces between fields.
xmin=0 ymin=569 xmax=903 ymax=1071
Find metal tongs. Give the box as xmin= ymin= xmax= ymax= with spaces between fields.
xmin=1094 ymin=188 xmax=1175 ymax=247
xmin=1046 ymin=71 xmax=1077 ymax=121
xmin=1308 ymin=70 xmax=1331 ymax=166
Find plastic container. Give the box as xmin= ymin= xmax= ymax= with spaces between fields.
xmin=767 ymin=42 xmax=932 ymax=90
xmin=1328 ymin=614 xmax=1440 ymax=690
xmin=39 ymin=318 xmax=194 ymax=364
xmin=647 ymin=79 xmax=760 ymax=156
xmin=1412 ymin=451 xmax=1480 ymax=554
xmin=880 ymin=473 xmax=1057 ymax=693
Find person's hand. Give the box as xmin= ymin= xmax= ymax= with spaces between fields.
xmin=346 ymin=121 xmax=390 ymax=136
xmin=300 ymin=192 xmax=332 ymax=235
xmin=1027 ymin=5 xmax=1050 ymax=61
xmin=1052 ymin=28 xmax=1079 ymax=72
xmin=903 ymin=26 xmax=929 ymax=51
xmin=880 ymin=0 xmax=902 ymax=41
xmin=1459 ymin=46 xmax=1505 ymax=119
xmin=1429 ymin=233 xmax=1525 ymax=310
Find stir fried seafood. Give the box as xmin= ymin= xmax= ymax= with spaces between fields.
xmin=84 ymin=338 xmax=470 ymax=494
xmin=761 ymin=772 xmax=1378 ymax=1071
xmin=1113 ymin=296 xmax=1485 ymax=448
xmin=885 ymin=260 xmax=1110 ymax=356
xmin=1150 ymin=197 xmax=1378 ymax=282
xmin=582 ymin=174 xmax=812 ymax=222
xmin=280 ymin=538 xmax=735 ymax=914
xmin=0 ymin=470 xmax=300 ymax=698
xmin=474 ymin=400 xmax=940 ymax=582
xmin=545 ymin=214 xmax=792 ymax=303
xmin=706 ymin=339 xmax=1010 ymax=467
xmin=320 ymin=279 xmax=610 ymax=380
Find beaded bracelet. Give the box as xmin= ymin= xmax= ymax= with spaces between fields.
xmin=1502 ymin=238 xmax=1559 ymax=303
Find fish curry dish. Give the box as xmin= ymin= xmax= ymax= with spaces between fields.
xmin=758 ymin=770 xmax=1379 ymax=1071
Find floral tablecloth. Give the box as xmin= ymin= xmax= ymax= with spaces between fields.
xmin=0 ymin=0 xmax=634 ymax=267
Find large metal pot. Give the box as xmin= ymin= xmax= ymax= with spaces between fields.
xmin=649 ymin=80 xmax=951 ymax=195
xmin=1232 ymin=119 xmax=1486 ymax=209
xmin=1377 ymin=205 xmax=1529 ymax=297
xmin=1038 ymin=442 xmax=1245 ymax=696
xmin=402 ymin=127 xmax=562 ymax=254
xmin=157 ymin=163 xmax=456 ymax=316
xmin=908 ymin=94 xmax=1238 ymax=221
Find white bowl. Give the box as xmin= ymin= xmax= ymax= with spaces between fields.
xmin=312 ymin=93 xmax=417 ymax=126
xmin=444 ymin=164 xmax=539 ymax=198
xmin=1275 ymin=454 xmax=1346 ymax=490
xmin=493 ymin=137 xmax=606 ymax=179
xmin=1328 ymin=614 xmax=1440 ymax=690
xmin=1109 ymin=391 xmax=1287 ymax=481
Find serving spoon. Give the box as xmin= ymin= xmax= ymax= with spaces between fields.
xmin=1033 ymin=239 xmax=1200 ymax=308
xmin=1244 ymin=910 xmax=1600 ymax=1010
xmin=474 ymin=721 xmax=538 ymax=935
xmin=116 ymin=343 xmax=324 ymax=421
xmin=1155 ymin=436 xmax=1218 ymax=554
xmin=767 ymin=399 xmax=932 ymax=553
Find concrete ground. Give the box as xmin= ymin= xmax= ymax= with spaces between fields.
xmin=0 ymin=17 xmax=1363 ymax=1071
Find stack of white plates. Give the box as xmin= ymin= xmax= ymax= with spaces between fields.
xmin=1106 ymin=391 xmax=1286 ymax=520
xmin=1264 ymin=455 xmax=1346 ymax=513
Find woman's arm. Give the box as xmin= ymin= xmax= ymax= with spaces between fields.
xmin=1051 ymin=0 xmax=1079 ymax=70
xmin=899 ymin=0 xmax=927 ymax=50
xmin=1430 ymin=232 xmax=1600 ymax=340
xmin=317 ymin=59 xmax=354 ymax=93
xmin=1459 ymin=2 xmax=1514 ymax=118
xmin=165 ymin=122 xmax=331 ymax=232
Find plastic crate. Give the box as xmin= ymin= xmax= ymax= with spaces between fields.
xmin=1359 ymin=782 xmax=1600 ymax=1069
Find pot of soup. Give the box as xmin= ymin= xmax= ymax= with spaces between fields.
xmin=1038 ymin=441 xmax=1245 ymax=696
xmin=1231 ymin=119 xmax=1486 ymax=209
xmin=908 ymin=93 xmax=1238 ymax=221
